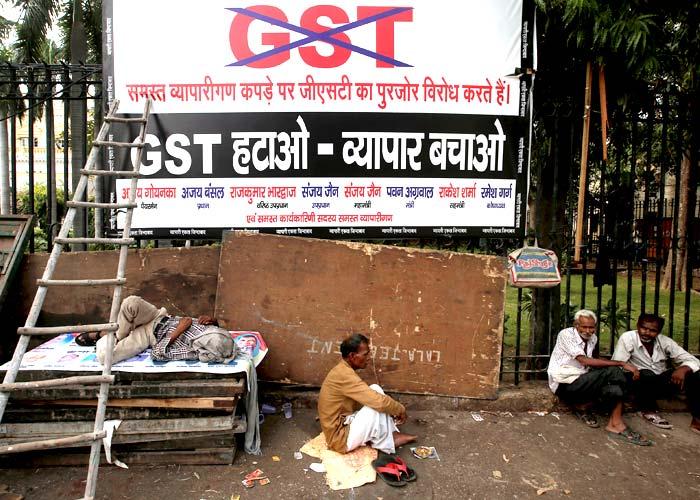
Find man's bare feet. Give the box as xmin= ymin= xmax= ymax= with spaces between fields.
xmin=604 ymin=422 xmax=627 ymax=434
xmin=691 ymin=417 xmax=700 ymax=434
xmin=393 ymin=432 xmax=417 ymax=448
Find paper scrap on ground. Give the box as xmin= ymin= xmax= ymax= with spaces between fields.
xmin=309 ymin=463 xmax=326 ymax=473
xmin=241 ymin=469 xmax=268 ymax=488
xmin=300 ymin=432 xmax=377 ymax=490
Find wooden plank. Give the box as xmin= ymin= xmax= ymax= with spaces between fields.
xmin=10 ymin=379 xmax=244 ymax=400
xmin=3 ymin=406 xmax=232 ymax=422
xmin=0 ymin=430 xmax=240 ymax=448
xmin=0 ymin=448 xmax=235 ymax=466
xmin=116 ymin=434 xmax=235 ymax=450
xmin=22 ymin=397 xmax=237 ymax=410
xmin=9 ymin=247 xmax=221 ymax=336
xmin=0 ymin=215 xmax=33 ymax=309
xmin=0 ymin=415 xmax=239 ymax=438
xmin=6 ymin=370 xmax=244 ymax=383
xmin=215 ymin=232 xmax=506 ymax=398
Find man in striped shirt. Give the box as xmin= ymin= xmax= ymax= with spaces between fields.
xmin=547 ymin=309 xmax=651 ymax=445
xmin=91 ymin=295 xmax=232 ymax=364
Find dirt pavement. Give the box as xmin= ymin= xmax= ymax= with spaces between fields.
xmin=1 ymin=406 xmax=699 ymax=500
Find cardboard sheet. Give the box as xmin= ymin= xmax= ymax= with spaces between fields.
xmin=300 ymin=432 xmax=377 ymax=491
xmin=0 ymin=331 xmax=268 ymax=374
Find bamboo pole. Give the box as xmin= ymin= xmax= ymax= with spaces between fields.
xmin=599 ymin=65 xmax=609 ymax=162
xmin=0 ymin=375 xmax=114 ymax=391
xmin=574 ymin=62 xmax=594 ymax=263
xmin=0 ymin=431 xmax=106 ymax=455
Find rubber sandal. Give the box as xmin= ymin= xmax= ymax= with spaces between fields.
xmin=371 ymin=458 xmax=406 ymax=487
xmin=390 ymin=456 xmax=417 ymax=482
xmin=639 ymin=412 xmax=673 ymax=429
xmin=607 ymin=427 xmax=653 ymax=446
xmin=574 ymin=411 xmax=600 ymax=428
xmin=75 ymin=331 xmax=100 ymax=347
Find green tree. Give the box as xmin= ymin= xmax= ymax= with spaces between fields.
xmin=0 ymin=12 xmax=18 ymax=215
xmin=13 ymin=0 xmax=102 ymax=249
xmin=548 ymin=1 xmax=699 ymax=291
xmin=16 ymin=183 xmax=66 ymax=251
xmin=527 ymin=0 xmax=700 ymax=372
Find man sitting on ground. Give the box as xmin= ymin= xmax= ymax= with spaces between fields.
xmin=75 ymin=295 xmax=235 ymax=364
xmin=547 ymin=309 xmax=651 ymax=445
xmin=612 ymin=312 xmax=700 ymax=434
xmin=318 ymin=333 xmax=417 ymax=454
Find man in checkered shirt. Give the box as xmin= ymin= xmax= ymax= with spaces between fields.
xmin=547 ymin=309 xmax=652 ymax=446
xmin=93 ymin=295 xmax=231 ymax=364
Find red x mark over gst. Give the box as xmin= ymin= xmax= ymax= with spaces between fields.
xmin=227 ymin=5 xmax=413 ymax=68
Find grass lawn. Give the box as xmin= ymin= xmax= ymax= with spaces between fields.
xmin=503 ymin=274 xmax=700 ymax=356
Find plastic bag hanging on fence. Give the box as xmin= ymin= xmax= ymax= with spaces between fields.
xmin=507 ymin=245 xmax=562 ymax=288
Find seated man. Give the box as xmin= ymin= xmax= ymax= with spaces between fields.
xmin=547 ymin=309 xmax=651 ymax=445
xmin=318 ymin=333 xmax=417 ymax=454
xmin=612 ymin=312 xmax=700 ymax=433
xmin=75 ymin=295 xmax=235 ymax=364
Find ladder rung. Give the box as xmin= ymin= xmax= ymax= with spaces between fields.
xmin=105 ymin=115 xmax=148 ymax=123
xmin=0 ymin=375 xmax=114 ymax=391
xmin=0 ymin=431 xmax=107 ymax=455
xmin=54 ymin=237 xmax=134 ymax=246
xmin=18 ymin=323 xmax=118 ymax=336
xmin=93 ymin=140 xmax=145 ymax=148
xmin=81 ymin=169 xmax=139 ymax=178
xmin=67 ymin=201 xmax=137 ymax=210
xmin=37 ymin=278 xmax=126 ymax=287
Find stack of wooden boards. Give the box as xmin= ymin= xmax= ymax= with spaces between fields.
xmin=0 ymin=369 xmax=246 ymax=466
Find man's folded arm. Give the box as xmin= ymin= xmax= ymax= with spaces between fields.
xmin=665 ymin=340 xmax=700 ymax=372
xmin=343 ymin=378 xmax=405 ymax=415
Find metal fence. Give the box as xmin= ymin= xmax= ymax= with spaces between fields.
xmin=0 ymin=63 xmax=103 ymax=251
xmin=501 ymin=89 xmax=699 ymax=384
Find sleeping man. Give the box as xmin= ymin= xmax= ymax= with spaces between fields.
xmin=75 ymin=295 xmax=236 ymax=364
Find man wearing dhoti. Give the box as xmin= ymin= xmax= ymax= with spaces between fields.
xmin=318 ymin=333 xmax=417 ymax=454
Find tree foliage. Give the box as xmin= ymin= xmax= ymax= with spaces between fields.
xmin=12 ymin=0 xmax=101 ymax=63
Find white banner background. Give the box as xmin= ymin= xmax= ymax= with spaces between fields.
xmin=109 ymin=0 xmax=523 ymax=115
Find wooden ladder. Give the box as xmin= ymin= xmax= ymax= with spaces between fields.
xmin=0 ymin=99 xmax=152 ymax=500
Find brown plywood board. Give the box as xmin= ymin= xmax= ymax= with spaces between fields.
xmin=7 ymin=246 xmax=220 ymax=329
xmin=215 ymin=232 xmax=506 ymax=398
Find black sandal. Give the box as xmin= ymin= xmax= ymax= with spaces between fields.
xmin=75 ymin=331 xmax=100 ymax=347
xmin=574 ymin=410 xmax=600 ymax=428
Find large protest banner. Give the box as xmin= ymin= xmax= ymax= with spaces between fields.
xmin=103 ymin=0 xmax=535 ymax=239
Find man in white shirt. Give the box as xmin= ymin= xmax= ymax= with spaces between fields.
xmin=547 ymin=309 xmax=651 ymax=445
xmin=612 ymin=313 xmax=700 ymax=434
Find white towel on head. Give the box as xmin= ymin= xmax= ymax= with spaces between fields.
xmin=188 ymin=326 xmax=238 ymax=363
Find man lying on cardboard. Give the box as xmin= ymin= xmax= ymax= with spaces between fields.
xmin=75 ymin=295 xmax=236 ymax=364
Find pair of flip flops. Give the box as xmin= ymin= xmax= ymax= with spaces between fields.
xmin=607 ymin=427 xmax=653 ymax=446
xmin=371 ymin=452 xmax=417 ymax=487
xmin=639 ymin=412 xmax=673 ymax=429
xmin=74 ymin=331 xmax=100 ymax=347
